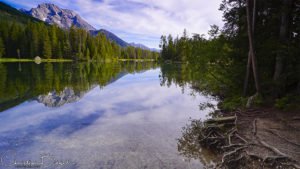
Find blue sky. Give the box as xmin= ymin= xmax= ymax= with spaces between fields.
xmin=1 ymin=0 xmax=223 ymax=48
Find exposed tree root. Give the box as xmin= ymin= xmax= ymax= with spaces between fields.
xmin=265 ymin=128 xmax=300 ymax=147
xmin=182 ymin=109 xmax=300 ymax=169
xmin=252 ymin=118 xmax=257 ymax=135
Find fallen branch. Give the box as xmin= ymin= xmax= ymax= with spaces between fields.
xmin=222 ymin=146 xmax=247 ymax=163
xmin=205 ymin=116 xmax=236 ymax=124
xmin=252 ymin=118 xmax=257 ymax=135
xmin=235 ymin=133 xmax=248 ymax=143
xmin=258 ymin=139 xmax=288 ymax=157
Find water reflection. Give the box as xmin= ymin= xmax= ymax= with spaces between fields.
xmin=35 ymin=87 xmax=85 ymax=107
xmin=159 ymin=63 xmax=220 ymax=168
xmin=0 ymin=62 xmax=216 ymax=169
xmin=176 ymin=119 xmax=219 ymax=168
xmin=0 ymin=62 xmax=158 ymax=110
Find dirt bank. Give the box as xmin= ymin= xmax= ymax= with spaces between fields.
xmin=229 ymin=108 xmax=300 ymax=168
xmin=178 ymin=108 xmax=300 ymax=169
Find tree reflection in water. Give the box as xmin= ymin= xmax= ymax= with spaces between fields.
xmin=0 ymin=61 xmax=159 ymax=111
xmin=177 ymin=119 xmax=219 ymax=168
xmin=159 ymin=63 xmax=220 ymax=168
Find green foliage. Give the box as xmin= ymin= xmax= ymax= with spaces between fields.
xmin=0 ymin=37 xmax=4 ymax=58
xmin=160 ymin=29 xmax=243 ymax=102
xmin=274 ymin=95 xmax=297 ymax=110
xmin=219 ymin=97 xmax=244 ymax=111
xmin=63 ymin=40 xmax=71 ymax=58
xmin=86 ymin=48 xmax=90 ymax=61
xmin=160 ymin=0 xmax=300 ymax=108
xmin=275 ymin=97 xmax=289 ymax=110
xmin=119 ymin=46 xmax=159 ymax=61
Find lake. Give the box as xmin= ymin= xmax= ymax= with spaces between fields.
xmin=0 ymin=62 xmax=217 ymax=169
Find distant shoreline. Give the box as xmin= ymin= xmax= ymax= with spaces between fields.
xmin=0 ymin=58 xmax=73 ymax=63
xmin=0 ymin=58 xmax=157 ymax=63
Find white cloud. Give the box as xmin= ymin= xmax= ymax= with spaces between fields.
xmin=3 ymin=0 xmax=223 ymax=48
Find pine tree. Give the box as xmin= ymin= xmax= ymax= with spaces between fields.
xmin=0 ymin=37 xmax=5 ymax=58
xmin=57 ymin=42 xmax=63 ymax=59
xmin=9 ymin=22 xmax=20 ymax=57
xmin=77 ymin=38 xmax=83 ymax=60
xmin=30 ymin=24 xmax=39 ymax=58
xmin=86 ymin=48 xmax=90 ymax=61
xmin=94 ymin=46 xmax=99 ymax=61
xmin=50 ymin=26 xmax=58 ymax=58
xmin=63 ymin=40 xmax=71 ymax=59
xmin=43 ymin=30 xmax=52 ymax=59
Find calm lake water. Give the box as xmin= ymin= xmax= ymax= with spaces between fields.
xmin=0 ymin=62 xmax=217 ymax=169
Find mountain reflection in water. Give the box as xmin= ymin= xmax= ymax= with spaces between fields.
xmin=0 ymin=62 xmax=217 ymax=169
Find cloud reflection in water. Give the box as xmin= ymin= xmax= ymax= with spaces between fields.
xmin=0 ymin=68 xmax=216 ymax=169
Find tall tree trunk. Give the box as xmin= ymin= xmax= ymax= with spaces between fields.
xmin=273 ymin=0 xmax=293 ymax=96
xmin=243 ymin=52 xmax=252 ymax=96
xmin=245 ymin=0 xmax=260 ymax=95
xmin=243 ymin=0 xmax=257 ymax=96
xmin=298 ymin=81 xmax=300 ymax=94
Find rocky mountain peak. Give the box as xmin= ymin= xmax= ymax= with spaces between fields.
xmin=27 ymin=3 xmax=95 ymax=30
xmin=37 ymin=3 xmax=60 ymax=11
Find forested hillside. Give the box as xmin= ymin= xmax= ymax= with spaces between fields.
xmin=0 ymin=2 xmax=42 ymax=24
xmin=160 ymin=0 xmax=300 ymax=108
xmin=0 ymin=2 xmax=159 ymax=61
